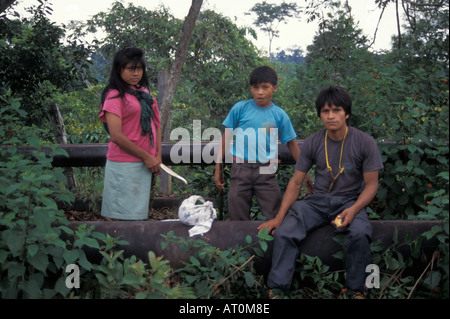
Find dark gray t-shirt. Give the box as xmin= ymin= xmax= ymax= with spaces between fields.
xmin=296 ymin=127 xmax=383 ymax=197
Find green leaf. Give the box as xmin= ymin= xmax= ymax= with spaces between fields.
xmin=22 ymin=279 xmax=43 ymax=298
xmin=81 ymin=237 xmax=100 ymax=249
xmin=52 ymin=147 xmax=69 ymax=157
xmin=148 ymin=251 xmax=157 ymax=267
xmin=384 ymin=252 xmax=400 ymax=270
xmin=423 ymin=271 xmax=441 ymax=290
xmin=413 ymin=167 xmax=426 ymax=176
xmin=392 ymin=228 xmax=399 ymax=245
xmin=4 ymin=183 xmax=19 ymax=196
xmin=253 ymin=247 xmax=264 ymax=257
xmin=184 ymin=275 xmax=198 ymax=284
xmin=63 ymin=249 xmax=79 ymax=264
xmin=257 ymin=227 xmax=273 ymax=241
xmin=259 ymin=240 xmax=268 ymax=252
xmin=190 ymin=256 xmax=201 ymax=266
xmin=28 ymin=252 xmax=49 ymax=272
xmin=5 ymin=230 xmax=25 ymax=257
xmin=54 ymin=277 xmax=71 ymax=297
xmin=27 ymin=135 xmax=41 ymax=149
xmin=370 ymin=241 xmax=386 ymax=253
xmin=0 ymin=249 xmax=9 ymax=263
xmin=78 ymin=250 xmax=92 ymax=271
xmin=27 ymin=244 xmax=39 ymax=257
xmin=332 ymin=250 xmax=344 ymax=261
xmin=52 ymin=238 xmax=68 ymax=249
xmin=34 ymin=209 xmax=51 ymax=232
xmin=398 ymin=193 xmax=410 ymax=205
xmin=111 ymin=250 xmax=124 ymax=263
xmin=58 ymin=225 xmax=74 ymax=236
xmin=95 ymin=273 xmax=110 ymax=287
xmin=135 ymin=292 xmax=148 ymax=299
xmin=244 ymin=272 xmax=255 ymax=287
xmin=122 ymin=273 xmax=141 ymax=289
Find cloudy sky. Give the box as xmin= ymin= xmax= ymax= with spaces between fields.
xmin=15 ymin=0 xmax=405 ymax=53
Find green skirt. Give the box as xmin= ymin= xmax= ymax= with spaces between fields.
xmin=101 ymin=160 xmax=152 ymax=220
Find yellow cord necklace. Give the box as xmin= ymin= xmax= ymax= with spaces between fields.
xmin=325 ymin=126 xmax=348 ymax=192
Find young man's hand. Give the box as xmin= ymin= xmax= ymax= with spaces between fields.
xmin=333 ymin=207 xmax=357 ymax=228
xmin=257 ymin=216 xmax=283 ymax=235
xmin=214 ymin=164 xmax=224 ymax=190
xmin=304 ymin=174 xmax=314 ymax=195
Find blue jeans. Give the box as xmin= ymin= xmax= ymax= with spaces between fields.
xmin=267 ymin=194 xmax=373 ymax=292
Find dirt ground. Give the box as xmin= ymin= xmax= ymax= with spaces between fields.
xmin=64 ymin=206 xmax=179 ymax=222
xmin=63 ymin=196 xmax=217 ymax=222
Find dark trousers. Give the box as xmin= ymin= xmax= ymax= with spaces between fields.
xmin=227 ymin=162 xmax=281 ymax=220
xmin=267 ymin=194 xmax=373 ymax=292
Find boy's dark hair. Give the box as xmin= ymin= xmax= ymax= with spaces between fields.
xmin=100 ymin=46 xmax=149 ymax=107
xmin=249 ymin=66 xmax=278 ymax=86
xmin=315 ymin=85 xmax=352 ymax=121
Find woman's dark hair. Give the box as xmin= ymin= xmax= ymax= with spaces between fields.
xmin=249 ymin=66 xmax=278 ymax=86
xmin=100 ymin=46 xmax=149 ymax=107
xmin=315 ymin=85 xmax=352 ymax=122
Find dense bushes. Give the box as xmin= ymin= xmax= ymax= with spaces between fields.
xmin=1 ymin=99 xmax=448 ymax=299
xmin=0 ymin=100 xmax=194 ymax=299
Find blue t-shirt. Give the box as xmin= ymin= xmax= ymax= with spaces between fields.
xmin=222 ymin=99 xmax=297 ymax=162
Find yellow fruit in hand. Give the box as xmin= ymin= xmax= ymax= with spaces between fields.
xmin=334 ymin=217 xmax=342 ymax=227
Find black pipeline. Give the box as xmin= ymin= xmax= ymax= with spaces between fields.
xmin=67 ymin=219 xmax=442 ymax=277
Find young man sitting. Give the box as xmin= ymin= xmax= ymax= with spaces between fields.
xmin=258 ymin=85 xmax=384 ymax=299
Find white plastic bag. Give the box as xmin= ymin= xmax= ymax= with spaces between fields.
xmin=178 ymin=195 xmax=217 ymax=237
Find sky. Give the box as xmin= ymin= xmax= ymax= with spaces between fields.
xmin=13 ymin=0 xmax=405 ymax=53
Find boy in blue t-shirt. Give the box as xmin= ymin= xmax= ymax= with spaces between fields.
xmin=214 ymin=66 xmax=313 ymax=220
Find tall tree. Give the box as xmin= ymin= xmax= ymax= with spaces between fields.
xmin=362 ymin=0 xmax=449 ymax=50
xmin=246 ymin=1 xmax=299 ymax=58
xmin=0 ymin=0 xmax=16 ymax=14
xmin=180 ymin=9 xmax=262 ymax=127
xmin=83 ymin=0 xmax=204 ymax=140
xmin=0 ymin=0 xmax=92 ymax=128
xmin=83 ymin=1 xmax=261 ymax=131
xmin=84 ymin=2 xmax=181 ymax=83
xmin=304 ymin=1 xmax=372 ymax=82
xmin=159 ymin=0 xmax=203 ymax=140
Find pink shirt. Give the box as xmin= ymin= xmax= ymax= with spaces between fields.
xmin=99 ymin=87 xmax=161 ymax=162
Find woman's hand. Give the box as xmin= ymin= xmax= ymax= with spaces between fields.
xmin=144 ymin=155 xmax=161 ymax=175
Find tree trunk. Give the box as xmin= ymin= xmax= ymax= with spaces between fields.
xmin=48 ymin=103 xmax=77 ymax=191
xmin=159 ymin=0 xmax=204 ymax=141
xmin=395 ymin=0 xmax=402 ymax=49
xmin=157 ymin=69 xmax=172 ymax=196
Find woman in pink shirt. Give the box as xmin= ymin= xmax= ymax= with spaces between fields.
xmin=99 ymin=46 xmax=161 ymax=220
